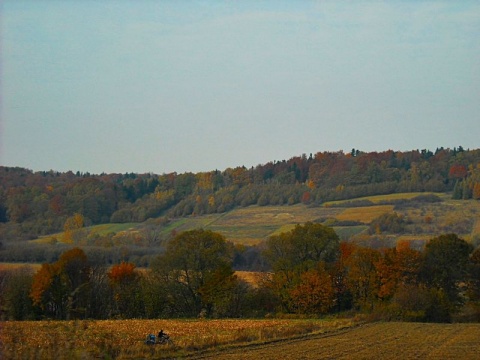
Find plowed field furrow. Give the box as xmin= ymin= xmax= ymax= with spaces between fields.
xmin=196 ymin=323 xmax=480 ymax=360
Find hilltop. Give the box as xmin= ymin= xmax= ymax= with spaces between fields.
xmin=1 ymin=146 xmax=480 ymax=266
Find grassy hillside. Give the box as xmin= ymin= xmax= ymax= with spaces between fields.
xmin=28 ymin=192 xmax=480 ymax=249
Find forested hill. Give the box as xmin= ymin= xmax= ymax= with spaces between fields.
xmin=1 ymin=147 xmax=480 ymax=240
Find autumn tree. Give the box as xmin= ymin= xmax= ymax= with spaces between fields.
xmin=375 ymin=242 xmax=422 ymax=301
xmin=108 ymin=261 xmax=143 ymax=318
xmin=63 ymin=213 xmax=85 ymax=244
xmin=345 ymin=247 xmax=381 ymax=310
xmin=30 ymin=248 xmax=90 ymax=319
xmin=369 ymin=212 xmax=406 ymax=235
xmin=288 ymin=263 xmax=335 ymax=315
xmin=264 ymin=222 xmax=340 ymax=313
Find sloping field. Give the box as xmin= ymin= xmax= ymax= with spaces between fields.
xmin=324 ymin=192 xmax=447 ymax=206
xmin=335 ymin=205 xmax=394 ymax=223
xmin=32 ymin=223 xmax=138 ymax=244
xmin=203 ymin=205 xmax=342 ymax=244
xmin=200 ymin=322 xmax=480 ymax=360
xmin=27 ymin=193 xmax=480 ymax=246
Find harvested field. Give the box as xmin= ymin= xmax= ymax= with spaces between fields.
xmin=0 ymin=318 xmax=354 ymax=359
xmin=199 ymin=322 xmax=480 ymax=360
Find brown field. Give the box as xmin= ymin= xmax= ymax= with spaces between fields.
xmin=0 ymin=318 xmax=355 ymax=359
xmin=3 ymin=320 xmax=480 ymax=359
xmin=199 ymin=322 xmax=480 ymax=360
xmin=335 ymin=205 xmax=394 ymax=223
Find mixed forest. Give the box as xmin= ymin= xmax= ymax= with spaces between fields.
xmin=1 ymin=147 xmax=480 ymax=323
xmin=1 ymin=147 xmax=480 ymax=239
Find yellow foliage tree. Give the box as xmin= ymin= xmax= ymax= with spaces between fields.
xmin=63 ymin=213 xmax=85 ymax=244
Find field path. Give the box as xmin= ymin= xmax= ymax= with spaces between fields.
xmin=194 ymin=322 xmax=480 ymax=360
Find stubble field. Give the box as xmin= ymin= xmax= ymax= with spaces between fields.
xmin=0 ymin=318 xmax=355 ymax=359
xmin=3 ymin=320 xmax=480 ymax=359
xmin=198 ymin=322 xmax=480 ymax=360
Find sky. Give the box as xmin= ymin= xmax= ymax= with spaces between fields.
xmin=1 ymin=1 xmax=479 ymax=175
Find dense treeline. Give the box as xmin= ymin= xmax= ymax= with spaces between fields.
xmin=1 ymin=147 xmax=480 ymax=242
xmin=2 ymin=225 xmax=480 ymax=323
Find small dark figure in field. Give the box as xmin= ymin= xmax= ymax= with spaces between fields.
xmin=145 ymin=330 xmax=173 ymax=346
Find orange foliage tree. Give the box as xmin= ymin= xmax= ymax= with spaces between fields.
xmin=108 ymin=262 xmax=143 ymax=318
xmin=30 ymin=247 xmax=90 ymax=319
xmin=288 ymin=264 xmax=335 ymax=314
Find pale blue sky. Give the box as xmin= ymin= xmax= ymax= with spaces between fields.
xmin=1 ymin=1 xmax=479 ymax=174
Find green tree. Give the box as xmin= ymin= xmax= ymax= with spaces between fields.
xmin=1 ymin=266 xmax=35 ymax=320
xmin=264 ymin=222 xmax=340 ymax=313
xmin=421 ymin=233 xmax=473 ymax=306
xmin=151 ymin=229 xmax=235 ymax=317
xmin=264 ymin=222 xmax=340 ymax=273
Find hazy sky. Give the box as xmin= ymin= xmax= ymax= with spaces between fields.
xmin=1 ymin=1 xmax=479 ymax=174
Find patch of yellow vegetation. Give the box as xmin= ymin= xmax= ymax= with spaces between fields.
xmin=325 ymin=192 xmax=445 ymax=206
xmin=473 ymin=219 xmax=480 ymax=237
xmin=0 ymin=262 xmax=41 ymax=271
xmin=236 ymin=271 xmax=272 ymax=288
xmin=335 ymin=205 xmax=394 ymax=223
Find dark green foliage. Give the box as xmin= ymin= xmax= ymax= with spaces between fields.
xmin=151 ymin=229 xmax=237 ymax=317
xmin=421 ymin=233 xmax=473 ymax=305
xmin=0 ymin=266 xmax=35 ymax=320
xmin=264 ymin=222 xmax=340 ymax=273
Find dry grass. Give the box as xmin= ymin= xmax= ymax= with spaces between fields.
xmin=472 ymin=219 xmax=480 ymax=238
xmin=235 ymin=271 xmax=272 ymax=288
xmin=0 ymin=263 xmax=41 ymax=272
xmin=0 ymin=318 xmax=356 ymax=359
xmin=335 ymin=205 xmax=394 ymax=223
xmin=25 ymin=194 xmax=480 ymax=247
xmin=324 ymin=192 xmax=445 ymax=206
